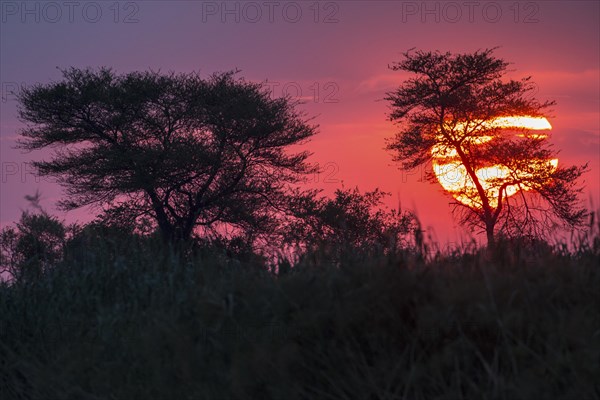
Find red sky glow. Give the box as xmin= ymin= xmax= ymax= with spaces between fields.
xmin=1 ymin=1 xmax=598 ymax=246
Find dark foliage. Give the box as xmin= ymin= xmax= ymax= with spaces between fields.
xmin=385 ymin=49 xmax=589 ymax=247
xmin=17 ymin=68 xmax=318 ymax=243
xmin=0 ymin=225 xmax=598 ymax=400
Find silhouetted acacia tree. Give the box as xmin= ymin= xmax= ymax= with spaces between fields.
xmin=0 ymin=195 xmax=67 ymax=282
xmin=385 ymin=49 xmax=588 ymax=247
xmin=285 ymin=187 xmax=416 ymax=259
xmin=17 ymin=68 xmax=318 ymax=243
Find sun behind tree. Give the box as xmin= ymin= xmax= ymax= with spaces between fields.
xmin=385 ymin=48 xmax=588 ymax=247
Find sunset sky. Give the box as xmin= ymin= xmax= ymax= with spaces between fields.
xmin=1 ymin=0 xmax=598 ymax=245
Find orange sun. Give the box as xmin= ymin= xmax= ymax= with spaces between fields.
xmin=432 ymin=116 xmax=558 ymax=209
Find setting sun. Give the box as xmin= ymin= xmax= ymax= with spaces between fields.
xmin=2 ymin=2 xmax=598 ymax=396
xmin=432 ymin=116 xmax=558 ymax=209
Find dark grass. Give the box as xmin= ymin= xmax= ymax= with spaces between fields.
xmin=0 ymin=234 xmax=599 ymax=400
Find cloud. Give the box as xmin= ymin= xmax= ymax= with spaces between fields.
xmin=522 ymin=69 xmax=599 ymax=101
xmin=553 ymin=129 xmax=600 ymax=156
xmin=356 ymin=72 xmax=412 ymax=94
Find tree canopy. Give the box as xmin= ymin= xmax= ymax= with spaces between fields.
xmin=385 ymin=49 xmax=588 ymax=246
xmin=17 ymin=68 xmax=318 ymax=243
xmin=285 ymin=187 xmax=416 ymax=260
xmin=0 ymin=192 xmax=68 ymax=282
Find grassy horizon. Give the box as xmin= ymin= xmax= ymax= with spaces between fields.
xmin=1 ymin=228 xmax=599 ymax=400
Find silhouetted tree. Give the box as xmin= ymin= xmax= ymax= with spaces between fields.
xmin=285 ymin=187 xmax=416 ymax=259
xmin=0 ymin=200 xmax=67 ymax=282
xmin=17 ymin=68 xmax=318 ymax=243
xmin=385 ymin=49 xmax=588 ymax=247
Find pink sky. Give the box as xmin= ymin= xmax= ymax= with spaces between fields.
xmin=1 ymin=1 xmax=598 ymax=245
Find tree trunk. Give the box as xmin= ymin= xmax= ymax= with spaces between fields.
xmin=486 ymin=223 xmax=495 ymax=251
xmin=160 ymin=225 xmax=174 ymax=244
